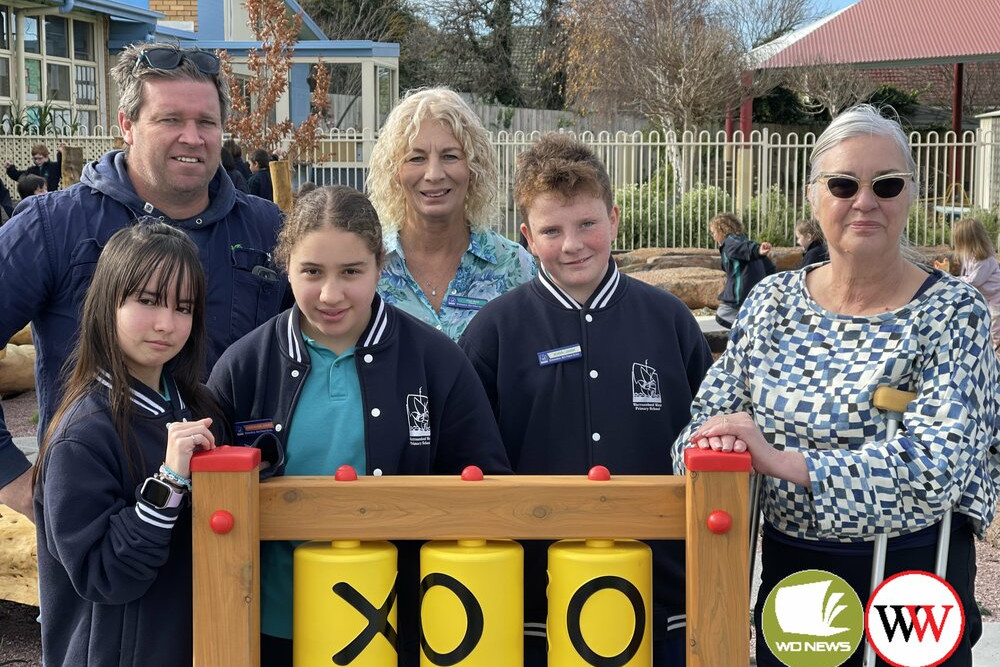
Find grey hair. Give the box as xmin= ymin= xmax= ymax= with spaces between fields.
xmin=809 ymin=104 xmax=922 ymax=261
xmin=111 ymin=42 xmax=231 ymax=125
xmin=809 ymin=104 xmax=916 ymax=189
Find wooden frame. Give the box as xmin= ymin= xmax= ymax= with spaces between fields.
xmin=191 ymin=447 xmax=750 ymax=666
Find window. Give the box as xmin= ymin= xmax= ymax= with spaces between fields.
xmin=8 ymin=16 xmax=102 ymax=133
xmin=22 ymin=15 xmax=39 ymax=54
xmin=44 ymin=16 xmax=68 ymax=59
xmin=0 ymin=57 xmax=9 ymax=98
xmin=73 ymin=21 xmax=93 ymax=60
xmin=24 ymin=59 xmax=40 ymax=101
xmin=47 ymin=63 xmax=70 ymax=101
xmin=0 ymin=7 xmax=10 ymax=50
xmin=75 ymin=64 xmax=96 ymax=105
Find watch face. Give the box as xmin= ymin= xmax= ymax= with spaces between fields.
xmin=141 ymin=478 xmax=173 ymax=509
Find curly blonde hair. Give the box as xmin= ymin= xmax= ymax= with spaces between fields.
xmin=366 ymin=87 xmax=497 ymax=233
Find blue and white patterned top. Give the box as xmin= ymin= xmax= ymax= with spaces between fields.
xmin=673 ymin=266 xmax=1000 ymax=541
xmin=378 ymin=228 xmax=536 ymax=341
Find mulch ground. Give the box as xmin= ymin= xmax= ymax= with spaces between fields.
xmin=0 ymin=598 xmax=40 ymax=666
xmin=1 ymin=390 xmax=40 ymax=666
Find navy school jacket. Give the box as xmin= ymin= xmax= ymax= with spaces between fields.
xmin=460 ymin=260 xmax=714 ymax=642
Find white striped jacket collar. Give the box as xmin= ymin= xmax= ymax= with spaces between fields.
xmin=95 ymin=370 xmax=186 ymax=417
xmin=537 ymin=259 xmax=622 ymax=311
xmin=282 ymin=295 xmax=391 ymax=364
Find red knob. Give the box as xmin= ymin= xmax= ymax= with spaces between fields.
xmin=588 ymin=465 xmax=611 ymax=481
xmin=706 ymin=510 xmax=732 ymax=535
xmin=335 ymin=465 xmax=358 ymax=481
xmin=461 ymin=465 xmax=484 ymax=481
xmin=210 ymin=510 xmax=234 ymax=535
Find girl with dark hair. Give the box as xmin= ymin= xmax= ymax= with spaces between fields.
xmin=33 ymin=220 xmax=224 ymax=667
xmin=208 ymin=185 xmax=509 ymax=666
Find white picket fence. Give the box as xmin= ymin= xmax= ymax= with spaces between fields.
xmin=4 ymin=125 xmax=997 ymax=249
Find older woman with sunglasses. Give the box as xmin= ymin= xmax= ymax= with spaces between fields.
xmin=673 ymin=104 xmax=999 ymax=667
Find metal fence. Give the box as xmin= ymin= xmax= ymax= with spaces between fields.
xmin=4 ymin=125 xmax=997 ymax=250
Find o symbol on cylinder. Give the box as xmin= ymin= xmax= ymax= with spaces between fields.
xmin=419 ymin=572 xmax=484 ymax=665
xmin=566 ymin=575 xmax=645 ymax=667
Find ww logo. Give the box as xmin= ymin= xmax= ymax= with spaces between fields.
xmin=865 ymin=571 xmax=964 ymax=667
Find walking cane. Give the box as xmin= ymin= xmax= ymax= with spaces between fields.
xmin=864 ymin=387 xmax=953 ymax=667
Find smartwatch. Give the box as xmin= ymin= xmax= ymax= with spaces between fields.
xmin=140 ymin=476 xmax=185 ymax=510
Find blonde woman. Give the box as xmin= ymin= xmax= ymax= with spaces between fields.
xmin=368 ymin=87 xmax=535 ymax=340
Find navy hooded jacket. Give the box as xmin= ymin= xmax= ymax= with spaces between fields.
xmin=0 ymin=150 xmax=285 ymax=489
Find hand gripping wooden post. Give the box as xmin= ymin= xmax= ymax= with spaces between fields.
xmin=191 ymin=446 xmax=750 ymax=666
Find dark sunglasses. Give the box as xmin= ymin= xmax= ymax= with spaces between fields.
xmin=816 ymin=172 xmax=912 ymax=199
xmin=133 ymin=47 xmax=220 ymax=76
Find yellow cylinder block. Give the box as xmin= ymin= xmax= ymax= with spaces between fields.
xmin=420 ymin=539 xmax=523 ymax=666
xmin=547 ymin=539 xmax=652 ymax=667
xmin=294 ymin=539 xmax=398 ymax=667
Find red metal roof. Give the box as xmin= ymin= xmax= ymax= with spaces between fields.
xmin=757 ymin=0 xmax=1000 ymax=69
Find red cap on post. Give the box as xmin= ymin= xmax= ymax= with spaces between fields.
xmin=684 ymin=448 xmax=751 ymax=472
xmin=190 ymin=445 xmax=261 ymax=472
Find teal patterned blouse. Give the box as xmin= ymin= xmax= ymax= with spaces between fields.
xmin=378 ymin=228 xmax=536 ymax=341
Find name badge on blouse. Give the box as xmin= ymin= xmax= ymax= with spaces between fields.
xmin=444 ymin=294 xmax=489 ymax=310
xmin=234 ymin=419 xmax=276 ymax=448
xmin=537 ymin=344 xmax=583 ymax=367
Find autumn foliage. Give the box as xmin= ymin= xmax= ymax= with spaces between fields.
xmin=218 ymin=0 xmax=331 ymax=162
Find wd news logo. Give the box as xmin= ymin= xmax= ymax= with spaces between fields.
xmin=762 ymin=570 xmax=863 ymax=667
xmin=865 ymin=571 xmax=964 ymax=667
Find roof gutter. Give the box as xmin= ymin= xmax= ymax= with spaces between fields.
xmin=60 ymin=0 xmax=76 ymax=14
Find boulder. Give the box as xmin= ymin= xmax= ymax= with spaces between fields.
xmin=0 ymin=344 xmax=36 ymax=395
xmin=0 ymin=507 xmax=38 ymax=606
xmin=631 ymin=267 xmax=725 ymax=310
xmin=645 ymin=254 xmax=722 ymax=271
xmin=9 ymin=326 xmax=32 ymax=346
xmin=770 ymin=247 xmax=803 ymax=272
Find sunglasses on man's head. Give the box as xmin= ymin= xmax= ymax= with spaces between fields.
xmin=133 ymin=47 xmax=220 ymax=76
xmin=816 ymin=172 xmax=912 ymax=199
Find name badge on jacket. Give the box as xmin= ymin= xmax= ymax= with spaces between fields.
xmin=538 ymin=344 xmax=583 ymax=367
xmin=444 ymin=294 xmax=489 ymax=310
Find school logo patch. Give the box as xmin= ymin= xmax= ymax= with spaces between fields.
xmin=406 ymin=388 xmax=431 ymax=446
xmin=631 ymin=361 xmax=661 ymax=411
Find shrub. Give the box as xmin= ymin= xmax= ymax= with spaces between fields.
xmin=615 ymin=164 xmax=672 ymax=248
xmin=743 ymin=184 xmax=803 ymax=247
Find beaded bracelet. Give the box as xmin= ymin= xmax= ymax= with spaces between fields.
xmin=159 ymin=463 xmax=192 ymax=491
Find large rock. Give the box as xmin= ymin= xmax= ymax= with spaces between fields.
xmin=0 ymin=344 xmax=36 ymax=395
xmin=9 ymin=326 xmax=32 ymax=346
xmin=631 ymin=267 xmax=725 ymax=310
xmin=0 ymin=507 xmax=38 ymax=606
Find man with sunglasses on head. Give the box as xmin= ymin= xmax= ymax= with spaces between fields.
xmin=0 ymin=42 xmax=286 ymax=522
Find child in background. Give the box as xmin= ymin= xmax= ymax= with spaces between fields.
xmin=709 ymin=212 xmax=776 ymax=328
xmin=208 ymin=185 xmax=509 ymax=666
xmin=34 ymin=221 xmax=222 ymax=667
xmin=795 ymin=218 xmax=828 ymax=267
xmin=16 ymin=173 xmax=47 ymax=201
xmin=952 ymin=216 xmax=1000 ymax=350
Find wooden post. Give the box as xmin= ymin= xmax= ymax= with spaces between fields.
xmin=59 ymin=146 xmax=85 ymax=187
xmin=191 ymin=446 xmax=262 ymax=667
xmin=270 ymin=159 xmax=293 ymax=213
xmin=684 ymin=448 xmax=751 ymax=667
